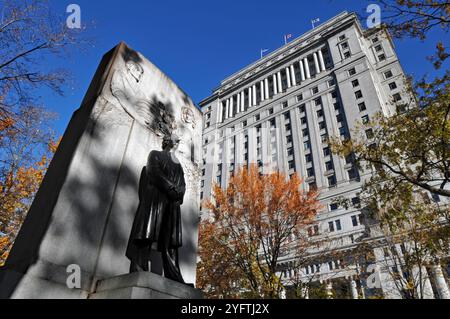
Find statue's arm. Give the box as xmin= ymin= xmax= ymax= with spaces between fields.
xmin=175 ymin=171 xmax=186 ymax=205
xmin=147 ymin=151 xmax=177 ymax=197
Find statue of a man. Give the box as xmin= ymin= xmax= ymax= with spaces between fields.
xmin=126 ymin=134 xmax=186 ymax=284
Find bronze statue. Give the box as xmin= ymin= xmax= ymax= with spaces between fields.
xmin=126 ymin=135 xmax=186 ymax=284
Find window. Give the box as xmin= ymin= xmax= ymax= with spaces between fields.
xmin=343 ymin=51 xmax=351 ymax=59
xmin=355 ymin=90 xmax=363 ymax=99
xmin=308 ymin=182 xmax=317 ymax=190
xmin=358 ymin=102 xmax=367 ymax=112
xmin=285 ymin=123 xmax=291 ymax=132
xmin=202 ymin=169 xmax=206 ymax=176
xmin=307 ymin=167 xmax=315 ymax=177
xmin=335 ymin=220 xmax=342 ymax=231
xmin=336 ymin=114 xmax=343 ymax=123
xmin=286 ymin=135 xmax=293 ymax=144
xmin=299 ymin=104 xmax=306 ymax=113
xmin=341 ymin=42 xmax=349 ymax=49
xmin=328 ymin=221 xmax=335 ymax=232
xmin=325 ymin=161 xmax=334 ymax=171
xmin=323 ymin=147 xmax=331 ymax=157
xmin=284 ymin=112 xmax=290 ymax=120
xmin=351 ymin=215 xmax=360 ymax=227
xmin=339 ymin=35 xmax=346 ymax=41
xmin=352 ymin=79 xmax=359 ymax=87
xmin=351 ymin=196 xmax=361 ymax=206
xmin=304 ymin=141 xmax=311 ymax=150
xmin=372 ymin=37 xmax=379 ymax=43
xmin=375 ymin=44 xmax=383 ymax=52
xmin=297 ymin=94 xmax=303 ymax=102
xmin=305 ymin=154 xmax=313 ymax=163
xmin=378 ymin=54 xmax=386 ymax=61
xmin=362 ymin=115 xmax=370 ymax=124
xmin=270 ymin=118 xmax=276 ymax=128
xmin=393 ymin=93 xmax=402 ymax=102
xmin=384 ymin=70 xmax=393 ymax=79
xmin=312 ymin=86 xmax=319 ymax=94
xmin=282 ymin=101 xmax=289 ymax=108
xmin=301 ymin=117 xmax=307 ymax=125
xmin=205 ymin=122 xmax=210 ymax=128
xmin=432 ymin=194 xmax=441 ymax=203
xmin=255 ymin=114 xmax=260 ymax=121
xmin=288 ymin=160 xmax=295 ymax=170
xmin=389 ymin=82 xmax=397 ymax=90
xmin=331 ymin=91 xmax=338 ymax=99
xmin=329 ymin=261 xmax=334 ymax=271
xmin=328 ymin=79 xmax=335 ymax=87
xmin=287 ymin=147 xmax=294 ymax=156
xmin=302 ymin=128 xmax=309 ymax=137
xmin=321 ymin=133 xmax=328 ymax=143
xmin=314 ymin=97 xmax=322 ymax=106
xmin=348 ymin=168 xmax=359 ymax=180
xmin=319 ymin=121 xmax=327 ymax=130
xmin=243 ymin=120 xmax=247 ymax=127
xmin=339 ymin=127 xmax=347 ymax=137
xmin=201 ymin=180 xmax=205 ymax=187
xmin=348 ymin=67 xmax=356 ymax=76
xmin=317 ymin=110 xmax=324 ymax=118
xmin=334 ymin=102 xmax=341 ymax=110
xmin=269 ymin=108 xmax=274 ymax=115
xmin=365 ymin=129 xmax=374 ymax=139
xmin=217 ymin=176 xmax=222 ymax=185
xmin=330 ymin=203 xmax=339 ymax=211
xmin=328 ymin=175 xmax=337 ymax=187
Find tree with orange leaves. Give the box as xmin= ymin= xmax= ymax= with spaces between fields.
xmin=197 ymin=165 xmax=322 ymax=299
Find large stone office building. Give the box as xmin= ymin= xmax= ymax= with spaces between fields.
xmin=198 ymin=11 xmax=447 ymax=298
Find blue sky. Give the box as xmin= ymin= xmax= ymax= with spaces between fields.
xmin=42 ymin=0 xmax=448 ymax=135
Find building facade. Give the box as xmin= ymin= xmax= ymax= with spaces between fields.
xmin=198 ymin=12 xmax=448 ymax=299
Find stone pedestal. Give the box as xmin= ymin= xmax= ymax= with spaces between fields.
xmin=89 ymin=272 xmax=203 ymax=299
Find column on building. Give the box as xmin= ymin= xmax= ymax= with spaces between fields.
xmin=299 ymin=60 xmax=306 ymax=81
xmin=248 ymin=87 xmax=253 ymax=108
xmin=272 ymin=74 xmax=278 ymax=95
xmin=241 ymin=91 xmax=245 ymax=113
xmin=350 ymin=279 xmax=359 ymax=299
xmin=236 ymin=93 xmax=241 ymax=115
xmin=225 ymin=98 xmax=230 ymax=120
xmin=290 ymin=64 xmax=297 ymax=86
xmin=252 ymin=84 xmax=257 ymax=106
xmin=313 ymin=52 xmax=321 ymax=74
xmin=260 ymin=80 xmax=265 ymax=101
xmin=264 ymin=78 xmax=270 ymax=100
xmin=318 ymin=49 xmax=326 ymax=71
xmin=286 ymin=67 xmax=292 ymax=88
xmin=304 ymin=57 xmax=311 ymax=79
xmin=430 ymin=262 xmax=450 ymax=299
xmin=229 ymin=96 xmax=234 ymax=118
xmin=277 ymin=71 xmax=282 ymax=93
xmin=218 ymin=100 xmax=223 ymax=123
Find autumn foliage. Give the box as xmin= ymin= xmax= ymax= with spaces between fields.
xmin=197 ymin=165 xmax=321 ymax=298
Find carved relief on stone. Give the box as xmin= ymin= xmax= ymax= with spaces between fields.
xmin=111 ymin=60 xmax=176 ymax=137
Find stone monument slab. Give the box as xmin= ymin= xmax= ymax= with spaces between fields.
xmin=0 ymin=42 xmax=202 ymax=299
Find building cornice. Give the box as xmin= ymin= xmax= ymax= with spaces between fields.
xmin=199 ymin=11 xmax=366 ymax=107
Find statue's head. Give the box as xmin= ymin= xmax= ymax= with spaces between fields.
xmin=162 ymin=134 xmax=181 ymax=152
xmin=126 ymin=61 xmax=144 ymax=82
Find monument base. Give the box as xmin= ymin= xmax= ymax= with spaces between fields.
xmin=89 ymin=272 xmax=203 ymax=299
